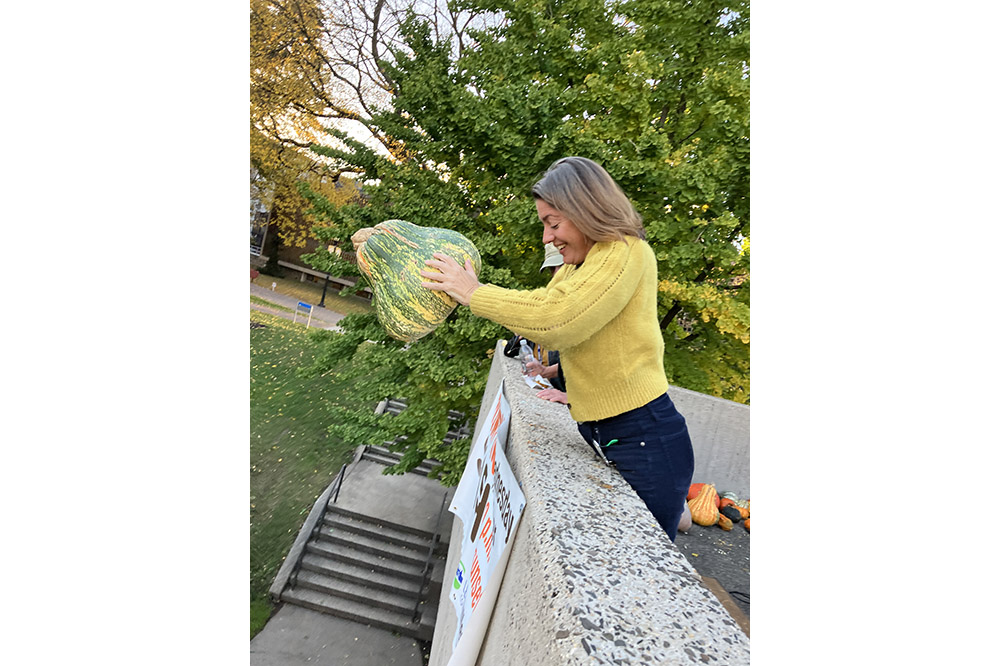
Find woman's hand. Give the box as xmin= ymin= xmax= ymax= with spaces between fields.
xmin=525 ymin=361 xmax=559 ymax=379
xmin=524 ymin=360 xmax=544 ymax=377
xmin=537 ymin=388 xmax=568 ymax=405
xmin=420 ymin=253 xmax=482 ymax=306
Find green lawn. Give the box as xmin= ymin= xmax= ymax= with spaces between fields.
xmin=250 ymin=294 xmax=294 ymax=313
xmin=250 ymin=309 xmax=361 ymax=637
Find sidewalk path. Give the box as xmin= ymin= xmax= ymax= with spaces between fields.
xmin=251 ymin=283 xmax=347 ymax=330
xmin=250 ymin=604 xmax=424 ymax=666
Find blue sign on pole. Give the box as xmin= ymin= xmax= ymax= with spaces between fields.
xmin=294 ymin=301 xmax=314 ymax=327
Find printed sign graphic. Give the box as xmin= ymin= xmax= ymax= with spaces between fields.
xmin=446 ymin=380 xmax=525 ymax=665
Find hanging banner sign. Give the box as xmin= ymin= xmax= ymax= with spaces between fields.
xmin=446 ymin=380 xmax=525 ymax=666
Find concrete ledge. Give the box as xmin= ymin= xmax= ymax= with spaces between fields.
xmin=429 ymin=342 xmax=750 ymax=665
xmin=268 ymin=465 xmax=348 ymax=602
xmin=669 ymin=386 xmax=750 ymax=498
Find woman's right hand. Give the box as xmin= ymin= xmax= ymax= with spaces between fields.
xmin=525 ymin=361 xmax=558 ymax=379
xmin=420 ymin=253 xmax=482 ymax=305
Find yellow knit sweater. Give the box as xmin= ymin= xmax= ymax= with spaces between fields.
xmin=470 ymin=236 xmax=668 ymax=422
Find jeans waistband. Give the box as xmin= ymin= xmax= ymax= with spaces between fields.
xmin=581 ymin=392 xmax=674 ymax=428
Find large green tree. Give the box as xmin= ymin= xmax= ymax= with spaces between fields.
xmin=298 ymin=0 xmax=749 ymax=485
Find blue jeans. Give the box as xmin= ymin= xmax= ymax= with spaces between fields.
xmin=577 ymin=393 xmax=694 ymax=541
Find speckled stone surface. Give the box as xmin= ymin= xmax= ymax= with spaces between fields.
xmin=429 ymin=342 xmax=750 ymax=666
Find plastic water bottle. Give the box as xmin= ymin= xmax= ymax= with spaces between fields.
xmin=518 ymin=339 xmax=534 ymax=373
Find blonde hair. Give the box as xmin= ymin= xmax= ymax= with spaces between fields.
xmin=531 ymin=157 xmax=645 ymax=242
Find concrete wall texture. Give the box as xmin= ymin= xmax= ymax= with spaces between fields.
xmin=429 ymin=342 xmax=750 ymax=666
xmin=670 ymin=386 xmax=750 ymax=499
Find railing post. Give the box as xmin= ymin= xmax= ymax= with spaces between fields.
xmin=413 ymin=491 xmax=449 ymax=623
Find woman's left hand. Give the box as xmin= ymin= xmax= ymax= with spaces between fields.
xmin=537 ymin=388 xmax=568 ymax=405
xmin=420 ymin=253 xmax=482 ymax=306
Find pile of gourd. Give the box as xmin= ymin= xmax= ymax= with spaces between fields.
xmin=687 ymin=483 xmax=750 ymax=532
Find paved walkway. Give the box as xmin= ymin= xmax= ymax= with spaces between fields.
xmin=250 ymin=604 xmax=425 ymax=666
xmin=250 ymin=282 xmax=347 ymax=330
xmin=250 ymin=449 xmax=452 ymax=665
xmin=334 ymin=459 xmax=453 ymax=544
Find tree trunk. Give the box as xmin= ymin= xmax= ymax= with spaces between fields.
xmin=262 ymin=218 xmax=285 ymax=277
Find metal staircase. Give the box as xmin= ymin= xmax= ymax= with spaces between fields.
xmin=280 ymin=502 xmax=447 ymax=641
xmin=272 ymin=397 xmax=467 ymax=643
xmin=362 ymin=398 xmax=470 ymax=476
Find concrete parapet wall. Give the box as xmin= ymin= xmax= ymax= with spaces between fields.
xmin=429 ymin=341 xmax=750 ymax=666
xmin=669 ymin=386 xmax=750 ymax=498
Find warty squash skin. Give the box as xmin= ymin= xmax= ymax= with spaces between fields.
xmin=353 ymin=219 xmax=482 ymax=342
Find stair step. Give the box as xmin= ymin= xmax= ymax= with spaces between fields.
xmin=294 ymin=569 xmax=418 ymax=615
xmin=361 ymin=450 xmax=398 ymax=465
xmin=299 ymin=552 xmax=424 ymax=598
xmin=361 ymin=451 xmax=437 ymax=475
xmin=425 ymin=578 xmax=443 ymax=602
xmin=361 ymin=449 xmax=418 ymax=466
xmin=316 ymin=528 xmax=428 ymax=567
xmin=324 ymin=512 xmax=435 ymax=552
xmin=327 ymin=505 xmax=438 ymax=541
xmin=367 ymin=445 xmax=444 ymax=469
xmin=305 ymin=540 xmax=426 ymax=580
xmin=281 ymin=586 xmax=435 ymax=641
xmin=381 ymin=399 xmax=467 ymax=430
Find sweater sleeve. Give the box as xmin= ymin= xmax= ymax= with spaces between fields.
xmin=470 ymin=238 xmax=647 ymax=350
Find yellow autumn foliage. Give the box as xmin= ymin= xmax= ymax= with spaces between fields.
xmin=658 ymin=278 xmax=750 ymax=344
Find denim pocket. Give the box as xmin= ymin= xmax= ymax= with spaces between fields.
xmin=602 ymin=439 xmax=653 ymax=475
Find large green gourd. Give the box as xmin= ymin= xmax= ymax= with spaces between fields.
xmin=352 ymin=219 xmax=482 ymax=342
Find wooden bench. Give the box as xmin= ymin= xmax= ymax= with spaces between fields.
xmin=276 ymin=260 xmax=373 ymax=299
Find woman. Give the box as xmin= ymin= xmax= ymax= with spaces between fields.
xmin=420 ymin=156 xmax=694 ymax=541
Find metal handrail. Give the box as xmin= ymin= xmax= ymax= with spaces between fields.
xmin=290 ymin=463 xmax=347 ymax=588
xmin=412 ymin=492 xmax=449 ymax=623
xmin=331 ymin=462 xmax=347 ymax=504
